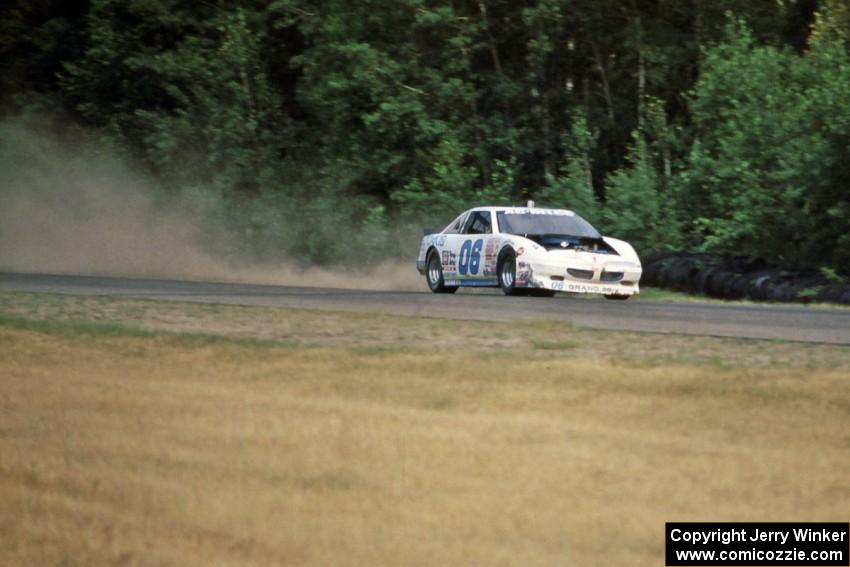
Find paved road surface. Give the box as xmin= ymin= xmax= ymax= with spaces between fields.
xmin=2 ymin=272 xmax=849 ymax=345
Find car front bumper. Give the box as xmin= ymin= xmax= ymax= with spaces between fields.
xmin=521 ymin=258 xmax=642 ymax=296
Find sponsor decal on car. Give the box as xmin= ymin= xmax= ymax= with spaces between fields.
xmin=483 ymin=239 xmax=498 ymax=276
xmin=516 ymin=261 xmax=532 ymax=286
xmin=502 ymin=209 xmax=574 ymax=216
xmin=428 ymin=234 xmax=447 ymax=247
xmin=555 ymin=281 xmax=627 ymax=294
xmin=441 ymin=250 xmax=458 ymax=272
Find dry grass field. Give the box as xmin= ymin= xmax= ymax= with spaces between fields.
xmin=1 ymin=291 xmax=849 ymax=566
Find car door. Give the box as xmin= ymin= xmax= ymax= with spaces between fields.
xmin=457 ymin=210 xmax=496 ymax=284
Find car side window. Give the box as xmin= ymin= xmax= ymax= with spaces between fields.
xmin=463 ymin=211 xmax=492 ymax=235
xmin=444 ymin=212 xmax=468 ymax=234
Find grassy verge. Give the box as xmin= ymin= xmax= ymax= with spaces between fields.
xmin=1 ymin=292 xmax=849 ymax=566
xmin=1 ymin=290 xmax=849 ymax=370
xmin=0 ymin=313 xmax=295 ymax=348
xmin=637 ymin=286 xmax=724 ymax=302
xmin=637 ymin=285 xmax=850 ymax=309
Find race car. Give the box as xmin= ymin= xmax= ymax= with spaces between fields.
xmin=415 ymin=204 xmax=642 ymax=298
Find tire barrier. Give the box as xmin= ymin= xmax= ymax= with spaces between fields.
xmin=642 ymin=252 xmax=850 ymax=305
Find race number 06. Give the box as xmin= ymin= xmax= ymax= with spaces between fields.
xmin=459 ymin=239 xmax=484 ymax=275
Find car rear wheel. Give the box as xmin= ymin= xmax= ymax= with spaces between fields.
xmin=604 ymin=294 xmax=630 ymax=300
xmin=498 ymin=250 xmax=522 ymax=296
xmin=427 ymin=252 xmax=458 ymax=294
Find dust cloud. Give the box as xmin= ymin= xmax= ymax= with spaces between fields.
xmin=0 ymin=118 xmax=422 ymax=291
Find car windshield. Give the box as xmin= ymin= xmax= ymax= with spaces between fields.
xmin=496 ymin=210 xmax=600 ymax=238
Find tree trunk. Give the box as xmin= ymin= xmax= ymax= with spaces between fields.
xmin=477 ymin=0 xmax=511 ymax=115
xmin=591 ymin=41 xmax=615 ymax=126
xmin=635 ymin=16 xmax=645 ymax=129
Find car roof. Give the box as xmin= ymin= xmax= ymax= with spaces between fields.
xmin=468 ymin=206 xmax=577 ymax=215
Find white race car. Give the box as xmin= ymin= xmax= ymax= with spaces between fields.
xmin=416 ymin=205 xmax=642 ymax=298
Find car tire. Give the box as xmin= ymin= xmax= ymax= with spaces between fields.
xmin=426 ymin=251 xmax=458 ymax=294
xmin=498 ymin=250 xmax=522 ymax=296
xmin=604 ymin=294 xmax=630 ymax=300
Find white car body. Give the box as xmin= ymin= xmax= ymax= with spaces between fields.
xmin=416 ymin=206 xmax=642 ymax=297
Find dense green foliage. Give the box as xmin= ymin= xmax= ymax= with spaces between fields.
xmin=2 ymin=0 xmax=848 ymax=272
xmin=682 ymin=20 xmax=850 ymax=268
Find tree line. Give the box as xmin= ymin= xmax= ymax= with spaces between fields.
xmin=2 ymin=0 xmax=849 ymax=273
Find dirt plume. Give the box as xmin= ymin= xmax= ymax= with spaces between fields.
xmin=0 ymin=118 xmax=422 ymax=291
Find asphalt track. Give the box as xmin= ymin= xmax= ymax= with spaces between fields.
xmin=2 ymin=272 xmax=849 ymax=345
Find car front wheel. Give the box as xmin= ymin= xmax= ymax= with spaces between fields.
xmin=427 ymin=252 xmax=458 ymax=294
xmin=604 ymin=294 xmax=630 ymax=300
xmin=498 ymin=250 xmax=522 ymax=296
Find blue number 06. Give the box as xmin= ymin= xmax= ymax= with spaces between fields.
xmin=459 ymin=239 xmax=484 ymax=275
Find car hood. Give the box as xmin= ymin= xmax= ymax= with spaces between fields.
xmin=510 ymin=234 xmax=641 ymax=267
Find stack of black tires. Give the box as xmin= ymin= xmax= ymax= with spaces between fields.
xmin=642 ymin=252 xmax=850 ymax=305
